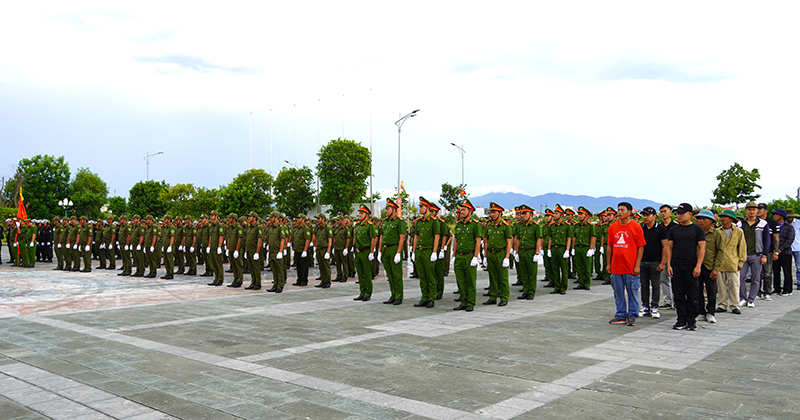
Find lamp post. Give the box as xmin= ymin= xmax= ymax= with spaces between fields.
xmin=284 ymin=160 xmax=298 ymax=169
xmin=450 ymin=143 xmax=465 ymax=185
xmin=144 ymin=151 xmax=163 ymax=181
xmin=249 ymin=112 xmax=253 ymax=170
xmin=58 ymin=199 xmax=73 ymax=217
xmin=395 ymin=109 xmax=419 ymax=196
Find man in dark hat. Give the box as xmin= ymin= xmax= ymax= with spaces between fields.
xmin=428 ymin=201 xmax=449 ymax=299
xmin=664 ymin=203 xmax=706 ymax=331
xmin=291 ymin=214 xmax=312 ymax=287
xmin=207 ymin=211 xmax=225 ymax=286
xmin=545 ymin=204 xmax=573 ymax=294
xmin=312 ymin=213 xmax=333 ymax=289
xmin=413 ymin=197 xmax=441 ymax=308
xmin=513 ymin=204 xmax=541 ymax=300
xmin=772 ymin=209 xmax=795 ymax=296
xmin=483 ymin=202 xmax=512 ymax=306
xmin=352 ymin=205 xmax=378 ymax=301
xmin=380 ymin=199 xmax=407 ymax=304
xmin=572 ymin=206 xmax=597 ymax=291
xmin=77 ymin=216 xmax=92 ymax=272
xmin=452 ymin=199 xmax=482 ymax=311
xmin=182 ymin=216 xmax=197 ymax=276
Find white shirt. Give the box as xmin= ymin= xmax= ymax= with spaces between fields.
xmin=792 ymin=219 xmax=800 ymax=252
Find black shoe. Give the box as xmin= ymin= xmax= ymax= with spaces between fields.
xmin=484 ymin=286 xmax=490 ymax=290
xmin=161 ymin=276 xmax=174 ymax=279
xmin=602 ymin=280 xmax=612 ymax=285
xmin=687 ymin=324 xmax=697 ymax=331
xmin=383 ymin=298 xmax=396 ymax=304
xmin=483 ymin=292 xmax=490 ymax=296
xmin=267 ymin=288 xmax=277 ymax=292
xmin=145 ymin=274 xmax=156 ymax=278
xmin=314 ymin=283 xmax=324 ymax=288
xmin=550 ymin=290 xmax=561 ymax=294
xmin=544 ymin=282 xmax=554 ymax=287
xmin=559 ymin=290 xmax=566 ymax=295
xmin=517 ymin=294 xmax=528 ymax=299
xmin=227 ymin=283 xmax=241 ymax=288
xmin=132 ymin=273 xmax=143 ymax=277
xmin=414 ymin=300 xmax=427 ymax=307
xmin=362 ymin=297 xmax=371 ymax=302
xmin=454 ymin=297 xmax=461 ymax=302
xmin=465 ymin=306 xmax=474 ymax=312
xmin=52 ymin=267 xmax=61 ymax=271
xmin=81 ymin=269 xmax=91 ymax=273
xmin=715 ymin=307 xmax=727 ymax=313
xmin=353 ymin=295 xmax=364 ymax=301
xmin=96 ymin=266 xmax=105 ymax=269
xmin=573 ymin=286 xmax=590 ymax=290
xmin=393 ymin=299 xmax=402 ymax=305
xmin=292 ymin=282 xmax=302 ymax=286
xmin=409 ymin=274 xmax=418 ymax=278
xmin=526 ymin=294 xmax=534 ymax=300
xmin=453 ymin=305 xmax=467 ymax=311
xmin=483 ymin=299 xmax=496 ymax=305
xmin=512 ymin=281 xmax=522 ymax=286
xmin=244 ymin=285 xmax=255 ymax=289
xmin=426 ymin=301 xmax=434 ymax=308
xmin=498 ymin=301 xmax=507 ymax=307
xmin=321 ymin=284 xmax=330 ymax=289
xmin=226 ymin=269 xmax=233 ymax=273
xmin=732 ymin=308 xmax=742 ymax=314
xmin=435 ymin=294 xmax=442 ymax=300
xmin=201 ymin=273 xmax=212 ymax=277
xmin=673 ymin=323 xmax=687 ymax=330
xmin=453 ymin=290 xmax=460 ymax=294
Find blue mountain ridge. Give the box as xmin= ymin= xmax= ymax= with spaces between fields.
xmin=469 ymin=192 xmax=663 ymax=213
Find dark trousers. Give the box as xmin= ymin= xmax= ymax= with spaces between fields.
xmin=295 ymin=250 xmax=309 ymax=284
xmin=774 ymin=253 xmax=794 ymax=294
xmin=671 ymin=264 xmax=699 ymax=326
xmin=639 ymin=261 xmax=661 ymax=308
xmin=697 ymin=265 xmax=716 ymax=315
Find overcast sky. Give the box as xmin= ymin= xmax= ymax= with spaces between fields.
xmin=2 ymin=1 xmax=799 ymax=209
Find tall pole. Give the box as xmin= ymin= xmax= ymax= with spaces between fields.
xmin=269 ymin=109 xmax=273 ymax=176
xmin=144 ymin=151 xmax=163 ymax=181
xmin=342 ymin=94 xmax=345 ymax=138
xmin=369 ymin=88 xmax=373 ymax=214
xmin=317 ymin=99 xmax=321 ymax=214
xmin=249 ymin=112 xmax=253 ymax=170
xmin=450 ymin=143 xmax=466 ymax=185
xmin=293 ymin=104 xmax=296 ymax=166
xmin=395 ymin=110 xmax=419 ymax=196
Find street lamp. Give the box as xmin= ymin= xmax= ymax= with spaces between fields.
xmin=450 ymin=143 xmax=465 ymax=185
xmin=395 ymin=109 xmax=419 ymax=196
xmin=144 ymin=151 xmax=164 ymax=181
xmin=284 ymin=160 xmax=298 ymax=169
xmin=58 ymin=199 xmax=73 ymax=217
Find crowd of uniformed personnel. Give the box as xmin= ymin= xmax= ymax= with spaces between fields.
xmin=3 ymin=199 xmax=623 ymax=311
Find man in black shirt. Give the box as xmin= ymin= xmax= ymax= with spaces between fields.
xmin=664 ymin=203 xmax=706 ymax=331
xmin=757 ymin=203 xmax=780 ymax=296
xmin=659 ymin=205 xmax=677 ymax=309
xmin=639 ymin=207 xmax=667 ymax=319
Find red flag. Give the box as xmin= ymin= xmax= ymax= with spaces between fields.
xmin=17 ymin=186 xmax=27 ymax=220
xmin=400 ymin=181 xmax=405 ymax=191
xmin=458 ymin=189 xmax=466 ymax=196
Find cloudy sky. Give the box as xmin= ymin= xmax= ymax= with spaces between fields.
xmin=2 ymin=1 xmax=799 ymax=209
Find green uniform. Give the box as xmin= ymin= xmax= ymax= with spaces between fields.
xmin=347 ymin=224 xmax=356 ymax=277
xmin=572 ymin=221 xmax=596 ymax=288
xmin=227 ymin=223 xmax=244 ymax=286
xmin=53 ymin=224 xmax=64 ymax=269
xmin=484 ymin=219 xmax=512 ymax=302
xmin=546 ymin=220 xmax=573 ymax=292
xmin=119 ymin=223 xmax=132 ymax=275
xmin=19 ymin=225 xmax=35 ymax=267
xmin=198 ymin=223 xmax=210 ymax=275
xmin=516 ymin=220 xmax=542 ymax=297
xmin=246 ymin=222 xmax=263 ymax=287
xmin=333 ymin=224 xmax=350 ymax=281
xmin=381 ymin=215 xmax=407 ymax=300
xmin=132 ymin=224 xmax=146 ymax=276
xmin=103 ymin=224 xmax=115 ymax=269
xmin=143 ymin=223 xmax=159 ymax=277
xmin=314 ymin=223 xmax=333 ymax=286
xmin=208 ymin=220 xmax=225 ymax=284
xmin=414 ymin=214 xmax=441 ymax=303
xmin=454 ymin=217 xmax=482 ymax=307
xmin=435 ymin=217 xmax=449 ymax=298
xmin=77 ymin=223 xmax=92 ymax=271
xmin=594 ymin=222 xmax=608 ymax=280
xmin=68 ymin=224 xmax=80 ymax=270
xmin=292 ymin=223 xmax=312 ymax=285
xmin=161 ymin=223 xmax=175 ymax=278
xmin=183 ymin=224 xmax=198 ymax=275
xmin=353 ymin=218 xmax=377 ymax=297
xmin=173 ymin=224 xmax=184 ymax=274
xmin=267 ymin=223 xmax=287 ymax=289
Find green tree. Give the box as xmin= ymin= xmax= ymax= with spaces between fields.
xmin=439 ymin=182 xmax=468 ymax=215
xmin=128 ymin=180 xmax=169 ymax=217
xmin=767 ymin=195 xmax=800 ymax=214
xmin=71 ymin=168 xmax=109 ymax=219
xmin=191 ymin=187 xmax=220 ymax=216
xmin=711 ymin=163 xmax=761 ymax=208
xmin=160 ymin=183 xmax=197 ymax=217
xmin=217 ymin=169 xmax=274 ymax=216
xmin=107 ymin=196 xmax=128 ymax=216
xmin=3 ymin=155 xmax=71 ymax=219
xmin=317 ymin=138 xmax=371 ymax=216
xmin=274 ymin=166 xmax=315 ymax=217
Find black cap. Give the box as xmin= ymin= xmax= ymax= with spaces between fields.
xmin=675 ymin=203 xmax=693 ymax=214
xmin=640 ymin=206 xmax=657 ymax=216
xmin=757 ymin=203 xmax=769 ymax=210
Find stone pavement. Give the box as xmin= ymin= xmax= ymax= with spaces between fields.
xmin=1 ymin=259 xmax=799 ymax=419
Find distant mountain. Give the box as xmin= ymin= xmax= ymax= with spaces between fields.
xmin=470 ymin=192 xmax=663 ymax=213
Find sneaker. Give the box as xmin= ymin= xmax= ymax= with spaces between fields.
xmin=642 ymin=306 xmax=651 ymax=317
xmin=687 ymin=324 xmax=697 ymax=331
xmin=626 ymin=316 xmax=636 ymax=326
xmin=673 ymin=323 xmax=687 ymax=330
xmin=739 ymin=299 xmax=747 ymax=306
xmin=765 ymin=295 xmax=773 ymax=301
xmin=609 ymin=316 xmax=626 ymax=324
xmin=746 ymin=301 xmax=755 ymax=308
xmin=706 ymin=314 xmax=717 ymax=323
xmin=651 ymin=308 xmax=660 ymax=319
xmin=783 ymin=292 xmax=793 ymax=297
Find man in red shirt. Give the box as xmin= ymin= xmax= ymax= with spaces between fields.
xmin=607 ymin=202 xmax=646 ymax=326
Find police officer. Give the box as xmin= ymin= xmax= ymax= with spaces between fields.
xmin=172 ymin=218 xmax=184 ymax=275
xmin=291 ymin=214 xmax=312 ymax=286
xmin=412 ymin=197 xmax=441 ymax=308
xmin=225 ymin=214 xmax=244 ymax=287
xmin=380 ymin=199 xmax=406 ymax=304
xmin=198 ymin=215 xmax=212 ymax=277
xmin=546 ymin=204 xmax=573 ymax=294
xmin=75 ymin=216 xmax=92 ymax=272
xmin=332 ymin=216 xmax=350 ymax=282
xmin=514 ymin=204 xmax=543 ymax=300
xmin=206 ymin=211 xmax=225 ymax=286
xmin=141 ymin=215 xmax=159 ymax=277
xmin=572 ymin=206 xmax=597 ymax=290
xmin=429 ymin=202 xmax=449 ymax=300
xmin=131 ymin=215 xmax=147 ymax=277
xmin=452 ymin=199 xmax=481 ymax=311
xmin=244 ymin=212 xmax=263 ymax=289
xmin=181 ymin=216 xmax=197 ymax=276
xmin=483 ymin=202 xmax=512 ymax=306
xmin=104 ymin=216 xmax=116 ymax=270
xmin=160 ymin=215 xmax=176 ymax=279
xmin=117 ymin=215 xmax=132 ymax=276
xmin=266 ymin=211 xmax=287 ymax=293
xmin=352 ymin=205 xmax=378 ymax=301
xmin=313 ymin=213 xmax=333 ymax=289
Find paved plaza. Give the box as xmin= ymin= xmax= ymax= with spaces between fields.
xmin=1 ymin=259 xmax=799 ymax=419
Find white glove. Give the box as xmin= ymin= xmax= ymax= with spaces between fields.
xmin=438 ymin=250 xmax=445 ymax=259
xmin=482 ymin=257 xmax=488 ymax=266
xmin=276 ymin=251 xmax=283 ymax=259
xmin=57 ymin=243 xmax=62 ymax=248
xmin=430 ymin=252 xmax=437 ymax=262
xmin=502 ymin=258 xmax=510 ymax=268
xmin=547 ymin=249 xmax=552 ymax=258
xmin=470 ymin=257 xmax=478 ymax=267
xmin=47 ymin=242 xmax=50 ymax=245
xmin=14 ymin=242 xmax=18 ymax=247
xmin=510 ymin=249 xmax=516 ymax=256
xmin=85 ymin=245 xmax=90 ymax=252
xmin=350 ymin=247 xmax=354 ymax=253
xmin=253 ymin=253 xmax=259 ymax=260
xmin=150 ymin=246 xmax=155 ymax=253
xmin=587 ymin=249 xmax=595 ymax=257
xmin=123 ymin=245 xmax=128 ymax=251
xmin=571 ymin=249 xmax=576 ymax=256
xmin=167 ymin=246 xmax=172 ymax=253
xmin=301 ymin=251 xmax=307 ymax=258
xmin=377 ymin=252 xmax=382 ymax=261
xmin=265 ymin=245 xmax=269 ymax=252
xmin=206 ymin=247 xmax=211 ymax=253
xmin=233 ymin=250 xmax=239 ymax=258
xmin=411 ymin=252 xmax=415 ymax=262
xmin=190 ymin=246 xmax=195 ymax=253
xmin=287 ymin=242 xmax=292 ymax=248
xmin=325 ymin=252 xmax=331 ymax=260
xmin=217 ymin=247 xmax=222 ymax=255
xmin=99 ymin=244 xmax=104 ymax=249
xmin=30 ymin=241 xmax=35 ymax=247
xmin=600 ymin=246 xmax=605 ymax=254
xmin=15 ymin=221 xmax=20 ymax=227
xmin=343 ymin=248 xmax=349 ymax=256
xmin=178 ymin=245 xmax=183 ymax=251
xmin=533 ymin=254 xmax=542 ymax=263
xmin=394 ymin=253 xmax=400 ymax=264
xmin=368 ymin=253 xmax=374 ymax=261
xmin=563 ymin=250 xmax=570 ymax=259
xmin=136 ymin=244 xmax=141 ymax=251
xmin=515 ymin=253 xmax=520 ymax=262
xmin=73 ymin=244 xmax=78 ymax=249
xmin=283 ymin=249 xmax=287 ymax=256
xmin=450 ymin=256 xmax=455 ymax=266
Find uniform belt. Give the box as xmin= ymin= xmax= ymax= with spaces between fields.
xmin=357 ymin=246 xmax=371 ymax=252
xmin=518 ymin=247 xmax=536 ymax=252
xmin=456 ymin=250 xmax=473 ymax=256
xmin=488 ymin=247 xmax=506 ymax=254
xmin=575 ymin=244 xmax=590 ymax=248
xmin=551 ymin=244 xmax=566 ymax=248
xmin=382 ymin=243 xmax=398 ymax=248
